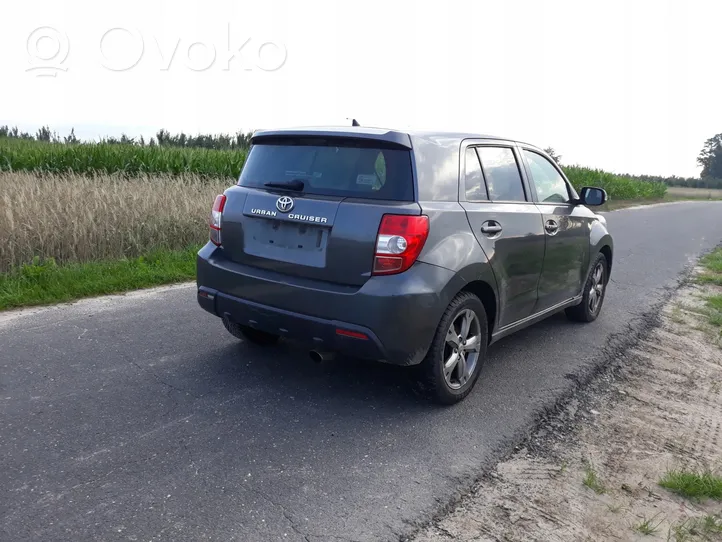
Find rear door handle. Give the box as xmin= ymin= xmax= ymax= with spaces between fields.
xmin=545 ymin=219 xmax=559 ymax=235
xmin=481 ymin=221 xmax=502 ymax=236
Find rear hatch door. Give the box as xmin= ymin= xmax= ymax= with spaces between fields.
xmin=219 ymin=135 xmax=420 ymax=287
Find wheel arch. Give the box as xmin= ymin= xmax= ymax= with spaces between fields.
xmin=459 ymin=280 xmax=497 ymax=345
xmin=437 ymin=262 xmax=499 ymax=346
xmin=589 ymin=221 xmax=613 ymax=283
xmin=599 ymin=244 xmax=613 ymax=282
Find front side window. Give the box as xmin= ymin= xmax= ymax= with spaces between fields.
xmin=477 ymin=147 xmax=526 ymax=202
xmin=464 ymin=147 xmax=488 ymax=201
xmin=523 ymin=150 xmax=571 ymax=203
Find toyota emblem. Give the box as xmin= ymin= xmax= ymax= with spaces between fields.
xmin=276 ymin=196 xmax=294 ymax=213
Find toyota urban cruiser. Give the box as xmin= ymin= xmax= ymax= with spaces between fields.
xmin=196 ymin=126 xmax=613 ymax=404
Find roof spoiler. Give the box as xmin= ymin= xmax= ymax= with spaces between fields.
xmin=250 ymin=127 xmax=413 ymax=149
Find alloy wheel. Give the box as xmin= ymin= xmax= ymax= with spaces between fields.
xmin=588 ymin=262 xmax=605 ymax=314
xmin=442 ymin=309 xmax=482 ymax=390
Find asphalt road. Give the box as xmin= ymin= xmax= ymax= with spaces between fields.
xmin=2 ymin=201 xmax=722 ymax=542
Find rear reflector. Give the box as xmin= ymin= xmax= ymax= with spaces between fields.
xmin=372 ymin=214 xmax=429 ymax=276
xmin=335 ymin=328 xmax=369 ymax=340
xmin=209 ymin=194 xmax=226 ymax=246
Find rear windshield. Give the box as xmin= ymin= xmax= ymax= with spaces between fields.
xmin=238 ymin=138 xmax=414 ymax=201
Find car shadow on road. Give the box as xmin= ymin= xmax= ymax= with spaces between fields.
xmin=196 ymin=310 xmax=582 ymax=414
xmin=198 ymin=338 xmax=437 ymax=413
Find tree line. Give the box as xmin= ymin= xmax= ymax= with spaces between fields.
xmin=545 ymin=139 xmax=722 ymax=189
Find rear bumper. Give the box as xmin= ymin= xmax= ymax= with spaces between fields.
xmin=196 ymin=243 xmax=455 ymax=365
xmin=198 ymin=286 xmax=392 ymax=361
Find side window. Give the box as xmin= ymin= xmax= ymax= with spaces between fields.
xmin=464 ymin=147 xmax=488 ymax=201
xmin=477 ymin=147 xmax=526 ymax=202
xmin=523 ymin=150 xmax=571 ymax=203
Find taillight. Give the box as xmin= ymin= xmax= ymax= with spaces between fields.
xmin=372 ymin=214 xmax=429 ymax=275
xmin=209 ymin=194 xmax=226 ymax=246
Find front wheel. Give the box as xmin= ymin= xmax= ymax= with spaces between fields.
xmin=566 ymin=253 xmax=608 ymax=323
xmin=418 ymin=292 xmax=488 ymax=405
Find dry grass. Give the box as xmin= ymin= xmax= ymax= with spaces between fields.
xmin=667 ymin=186 xmax=722 ymax=199
xmin=0 ymin=171 xmax=230 ymax=273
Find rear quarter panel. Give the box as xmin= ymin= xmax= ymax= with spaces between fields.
xmin=412 ymin=134 xmax=501 ymax=334
xmin=416 ymin=200 xmax=500 ymax=334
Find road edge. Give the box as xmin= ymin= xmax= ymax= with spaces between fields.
xmin=398 ymin=259 xmax=698 ymax=541
xmin=0 ymin=282 xmax=196 ymax=325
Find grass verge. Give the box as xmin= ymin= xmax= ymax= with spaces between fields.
xmin=659 ymin=469 xmax=722 ymax=501
xmin=0 ymin=246 xmax=199 ymax=311
xmin=596 ymin=193 xmax=722 ymax=212
xmin=697 ymin=248 xmax=722 ymax=332
xmin=699 ymin=248 xmax=722 ymax=287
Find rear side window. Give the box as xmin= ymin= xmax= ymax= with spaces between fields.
xmin=464 ymin=147 xmax=488 ymax=201
xmin=239 ymin=138 xmax=414 ymax=201
xmin=477 ymin=147 xmax=526 ymax=202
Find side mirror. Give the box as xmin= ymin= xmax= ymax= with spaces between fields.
xmin=579 ymin=186 xmax=607 ymax=206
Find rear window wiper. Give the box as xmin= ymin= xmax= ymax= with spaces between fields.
xmin=264 ymin=179 xmax=305 ymax=191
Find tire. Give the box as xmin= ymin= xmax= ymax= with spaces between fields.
xmin=566 ymin=252 xmax=608 ymax=323
xmin=222 ymin=319 xmax=280 ymax=346
xmin=418 ymin=291 xmax=488 ymax=405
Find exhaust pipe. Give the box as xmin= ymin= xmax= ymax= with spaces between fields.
xmin=309 ymin=350 xmax=336 ymax=363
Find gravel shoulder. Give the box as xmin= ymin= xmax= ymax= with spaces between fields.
xmin=411 ymin=273 xmax=722 ymax=542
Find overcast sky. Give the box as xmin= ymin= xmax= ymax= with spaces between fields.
xmin=2 ymin=0 xmax=720 ymax=178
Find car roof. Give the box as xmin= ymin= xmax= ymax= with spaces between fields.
xmin=251 ymin=125 xmax=542 ymax=151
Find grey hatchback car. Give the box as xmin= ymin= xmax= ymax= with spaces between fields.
xmin=197 ymin=126 xmax=613 ymax=403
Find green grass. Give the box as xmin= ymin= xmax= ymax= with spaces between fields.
xmin=706 ymin=298 xmax=722 ymax=327
xmin=0 ymin=246 xmax=199 ymax=311
xmin=697 ymin=248 xmax=722 ymax=331
xmin=0 ymin=137 xmax=246 ymax=178
xmin=634 ymin=513 xmax=665 ymax=535
xmin=698 ymin=274 xmax=722 ymax=287
xmin=699 ymin=249 xmax=722 ymax=287
xmin=701 ymin=249 xmax=722 ymax=274
xmin=582 ymin=463 xmax=606 ymax=494
xmin=659 ymin=469 xmax=722 ymax=501
xmin=668 ymin=514 xmax=722 ymax=541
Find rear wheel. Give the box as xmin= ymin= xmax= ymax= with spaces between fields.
xmin=565 ymin=253 xmax=608 ymax=323
xmin=418 ymin=292 xmax=488 ymax=405
xmin=222 ymin=319 xmax=280 ymax=346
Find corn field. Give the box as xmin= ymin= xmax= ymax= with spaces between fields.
xmin=1 ymin=138 xmax=668 ymax=199
xmin=0 ymin=138 xmax=246 ymax=178
xmin=563 ymin=166 xmax=667 ymax=200
xmin=0 ymin=137 xmax=670 ymax=273
xmin=0 ymin=172 xmax=231 ymax=273
xmin=0 ymin=137 xmax=668 ymax=199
